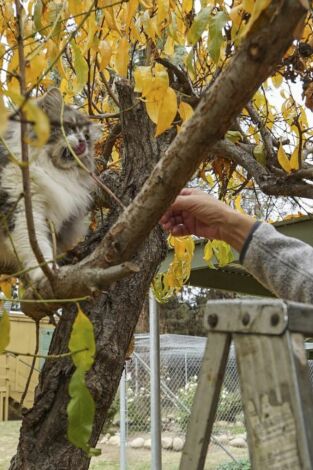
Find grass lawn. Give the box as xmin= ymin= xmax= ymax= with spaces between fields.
xmin=0 ymin=421 xmax=248 ymax=470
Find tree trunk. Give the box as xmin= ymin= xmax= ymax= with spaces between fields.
xmin=10 ymin=82 xmax=168 ymax=470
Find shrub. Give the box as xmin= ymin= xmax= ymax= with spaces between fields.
xmin=217 ymin=459 xmax=251 ymax=470
xmin=216 ymin=388 xmax=242 ymax=422
xmin=176 ymin=376 xmax=198 ymax=431
xmin=176 ymin=376 xmax=242 ymax=431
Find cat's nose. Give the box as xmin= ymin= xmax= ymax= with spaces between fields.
xmin=74 ymin=140 xmax=86 ymax=155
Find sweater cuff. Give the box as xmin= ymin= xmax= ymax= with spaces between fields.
xmin=239 ymin=221 xmax=262 ymax=264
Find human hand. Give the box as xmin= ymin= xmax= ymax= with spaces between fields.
xmin=160 ymin=188 xmax=231 ymax=239
xmin=160 ymin=188 xmax=256 ymax=252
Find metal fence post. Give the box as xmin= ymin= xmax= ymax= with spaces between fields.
xmin=149 ymin=291 xmax=162 ymax=470
xmin=119 ymin=366 xmax=127 ymax=470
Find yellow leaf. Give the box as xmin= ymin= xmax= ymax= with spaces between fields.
xmin=205 ymin=172 xmax=214 ymax=187
xmin=68 ymin=0 xmax=87 ymax=17
xmin=139 ymin=0 xmax=153 ymax=8
xmin=6 ymin=91 xmax=50 ymax=147
xmin=129 ymin=21 xmax=143 ymax=43
xmin=126 ymin=0 xmax=139 ymax=28
xmin=152 ymin=274 xmax=173 ymax=303
xmin=134 ymin=66 xmax=153 ymax=94
xmin=277 ymin=142 xmax=291 ymax=173
xmin=142 ymin=10 xmax=156 ymax=40
xmin=164 ymin=35 xmax=174 ymax=55
xmin=290 ymin=147 xmax=299 ymax=171
xmin=271 ymin=73 xmax=283 ymax=89
xmin=178 ymin=101 xmax=194 ymax=122
xmin=244 ymin=0 xmax=272 ymax=35
xmin=104 ymin=8 xmax=120 ymax=34
xmin=156 ymin=87 xmax=177 ymax=136
xmin=242 ymin=0 xmax=254 ymax=14
xmin=98 ymin=40 xmax=112 ymax=70
xmin=300 ymin=107 xmax=308 ymax=129
xmin=203 ymin=241 xmax=214 ymax=262
xmin=0 ymin=277 xmax=13 ymax=298
xmin=145 ymin=89 xmax=163 ymax=124
xmin=234 ymin=195 xmax=245 ymax=214
xmin=115 ymin=37 xmax=129 ymax=78
xmin=182 ymin=0 xmax=193 ymax=13
xmin=157 ymin=0 xmax=170 ymax=25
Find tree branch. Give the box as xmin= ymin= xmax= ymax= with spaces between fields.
xmin=212 ymin=140 xmax=313 ymax=198
xmin=21 ymin=262 xmax=139 ymax=319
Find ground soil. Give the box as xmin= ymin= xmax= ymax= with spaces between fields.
xmin=0 ymin=421 xmax=248 ymax=470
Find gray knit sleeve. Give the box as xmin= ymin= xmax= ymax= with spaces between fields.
xmin=241 ymin=223 xmax=313 ymax=303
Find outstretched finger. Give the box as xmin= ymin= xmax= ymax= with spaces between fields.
xmin=171 ymin=224 xmax=190 ymax=236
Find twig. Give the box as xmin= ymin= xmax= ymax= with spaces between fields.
xmin=6 ymin=347 xmax=88 ymax=360
xmin=14 ymin=0 xmax=56 ymax=288
xmin=246 ymin=102 xmax=275 ymax=162
xmin=19 ymin=320 xmax=40 ymax=409
xmin=96 ymin=58 xmax=120 ymax=107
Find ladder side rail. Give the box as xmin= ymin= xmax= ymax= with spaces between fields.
xmin=179 ymin=332 xmax=231 ymax=470
xmin=285 ymin=332 xmax=313 ymax=467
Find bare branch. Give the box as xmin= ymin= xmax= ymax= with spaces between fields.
xmin=245 ymin=102 xmax=276 ymax=162
xmin=21 ymin=262 xmax=140 ymax=319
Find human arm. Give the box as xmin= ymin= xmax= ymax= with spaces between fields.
xmin=161 ymin=189 xmax=313 ymax=304
xmin=160 ymin=188 xmax=256 ymax=252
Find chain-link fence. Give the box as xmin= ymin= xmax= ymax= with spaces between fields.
xmin=119 ymin=334 xmax=246 ymax=464
xmin=125 ymin=335 xmax=242 ymax=435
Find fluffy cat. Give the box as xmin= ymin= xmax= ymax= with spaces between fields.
xmin=0 ymin=88 xmax=96 ymax=283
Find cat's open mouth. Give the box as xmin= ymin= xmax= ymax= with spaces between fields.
xmin=62 ymin=141 xmax=87 ymax=161
xmin=74 ymin=141 xmax=87 ymax=155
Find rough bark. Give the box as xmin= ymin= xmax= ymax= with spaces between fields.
xmin=24 ymin=0 xmax=308 ymax=310
xmin=10 ymin=84 xmax=167 ymax=470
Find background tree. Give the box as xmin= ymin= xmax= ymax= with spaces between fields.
xmin=0 ymin=0 xmax=310 ymax=468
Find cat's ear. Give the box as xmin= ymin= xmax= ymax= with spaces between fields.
xmin=37 ymin=88 xmax=63 ymax=120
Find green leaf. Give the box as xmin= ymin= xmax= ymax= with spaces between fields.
xmin=0 ymin=309 xmax=10 ymax=354
xmin=211 ymin=240 xmax=235 ymax=267
xmin=186 ymin=49 xmax=194 ymax=75
xmin=187 ymin=7 xmax=212 ymax=45
xmin=71 ymin=41 xmax=88 ymax=92
xmin=208 ymin=11 xmax=228 ymax=63
xmin=69 ymin=307 xmax=95 ymax=372
xmin=253 ymin=143 xmax=266 ymax=166
xmin=34 ymin=0 xmax=43 ymax=33
xmin=225 ymin=130 xmax=242 ymax=143
xmin=67 ymin=369 xmax=101 ymax=456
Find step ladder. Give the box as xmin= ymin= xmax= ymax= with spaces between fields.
xmin=180 ymin=299 xmax=313 ymax=470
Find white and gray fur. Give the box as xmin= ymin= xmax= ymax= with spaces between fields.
xmin=0 ymin=88 xmax=96 ymax=282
